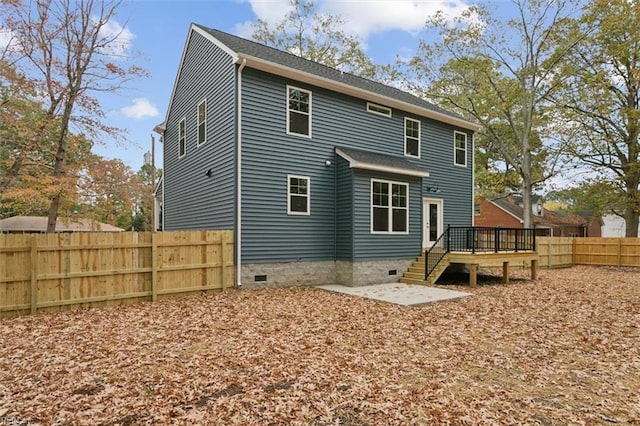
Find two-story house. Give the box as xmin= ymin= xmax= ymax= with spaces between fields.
xmin=154 ymin=24 xmax=480 ymax=288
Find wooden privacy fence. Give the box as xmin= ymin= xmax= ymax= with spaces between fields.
xmin=574 ymin=237 xmax=640 ymax=266
xmin=536 ymin=237 xmax=640 ymax=269
xmin=0 ymin=230 xmax=234 ymax=318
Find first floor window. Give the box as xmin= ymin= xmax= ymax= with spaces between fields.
xmin=454 ymin=131 xmax=467 ymax=166
xmin=372 ymin=179 xmax=408 ymax=233
xmin=287 ymin=86 xmax=311 ymax=137
xmin=178 ymin=118 xmax=186 ymax=158
xmin=288 ymin=175 xmax=310 ymax=215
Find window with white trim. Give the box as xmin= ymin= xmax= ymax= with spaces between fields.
xmin=287 ymin=86 xmax=311 ymax=137
xmin=287 ymin=175 xmax=310 ymax=215
xmin=404 ymin=118 xmax=420 ymax=158
xmin=371 ymin=179 xmax=408 ymax=233
xmin=454 ymin=131 xmax=467 ymax=166
xmin=178 ymin=118 xmax=186 ymax=158
xmin=367 ymin=102 xmax=391 ymax=117
xmin=197 ymin=99 xmax=206 ymax=146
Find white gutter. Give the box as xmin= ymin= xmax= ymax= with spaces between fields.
xmin=236 ymin=58 xmax=247 ymax=288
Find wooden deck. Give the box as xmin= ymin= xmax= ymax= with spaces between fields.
xmin=400 ymin=250 xmax=539 ymax=287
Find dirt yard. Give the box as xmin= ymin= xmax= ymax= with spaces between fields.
xmin=1 ymin=266 xmax=638 ymax=425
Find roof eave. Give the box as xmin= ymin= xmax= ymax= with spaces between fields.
xmin=336 ymin=148 xmax=429 ymax=178
xmin=238 ymin=54 xmax=481 ymax=132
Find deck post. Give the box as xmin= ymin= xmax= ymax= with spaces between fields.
xmin=502 ymin=261 xmax=510 ymax=284
xmin=531 ymin=259 xmax=538 ymax=280
xmin=470 ymin=264 xmax=478 ymax=288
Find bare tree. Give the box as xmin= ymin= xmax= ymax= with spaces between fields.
xmin=2 ymin=0 xmax=146 ymax=231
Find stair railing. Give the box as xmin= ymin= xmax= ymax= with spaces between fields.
xmin=424 ymin=225 xmax=451 ymax=281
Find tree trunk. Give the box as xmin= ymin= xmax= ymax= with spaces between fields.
xmin=624 ymin=207 xmax=639 ymax=237
xmin=0 ymin=156 xmax=24 ymax=195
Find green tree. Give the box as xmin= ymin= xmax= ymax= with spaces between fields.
xmin=251 ymin=0 xmax=380 ymax=79
xmin=1 ymin=0 xmax=147 ymax=232
xmin=408 ymin=0 xmax=582 ymax=227
xmin=553 ymin=0 xmax=640 ymax=236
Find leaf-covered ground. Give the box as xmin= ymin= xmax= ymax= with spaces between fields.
xmin=1 ymin=266 xmax=639 ymax=425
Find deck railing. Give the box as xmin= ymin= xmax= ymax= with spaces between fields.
xmin=425 ymin=226 xmax=536 ymax=281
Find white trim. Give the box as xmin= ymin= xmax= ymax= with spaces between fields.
xmin=454 ymin=130 xmax=467 ymax=167
xmin=197 ymin=98 xmax=207 ymax=147
xmin=286 ymin=85 xmax=312 ymax=138
xmin=367 ymin=102 xmax=392 ymax=117
xmin=404 ymin=117 xmax=421 ymax=159
xmin=471 ymin=133 xmax=475 ymax=225
xmin=423 ymin=198 xmax=444 ymax=248
xmin=236 ymin=58 xmax=247 ymax=288
xmin=336 ymin=148 xmax=429 ymax=178
xmin=238 ymin=54 xmax=481 ymax=132
xmin=490 ymin=199 xmax=525 ymax=223
xmin=370 ymin=179 xmax=409 ymax=235
xmin=287 ymin=175 xmax=310 ymax=215
xmin=178 ymin=117 xmax=186 ymax=158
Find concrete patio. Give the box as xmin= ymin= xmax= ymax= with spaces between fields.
xmin=317 ymin=283 xmax=472 ymax=306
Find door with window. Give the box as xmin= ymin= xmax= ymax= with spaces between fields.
xmin=423 ymin=198 xmax=443 ymax=248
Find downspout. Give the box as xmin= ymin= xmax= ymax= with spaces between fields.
xmin=236 ymin=58 xmax=247 ymax=288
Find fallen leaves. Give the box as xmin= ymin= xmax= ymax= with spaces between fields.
xmin=0 ymin=265 xmax=639 ymax=425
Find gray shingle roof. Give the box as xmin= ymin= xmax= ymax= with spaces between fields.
xmin=336 ymin=146 xmax=428 ymax=177
xmin=194 ymin=24 xmax=465 ymax=123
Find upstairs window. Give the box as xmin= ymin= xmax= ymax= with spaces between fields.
xmin=367 ymin=102 xmax=391 ymax=117
xmin=371 ymin=179 xmax=408 ymax=234
xmin=197 ymin=99 xmax=206 ymax=146
xmin=405 ymin=118 xmax=420 ymax=158
xmin=454 ymin=131 xmax=467 ymax=166
xmin=288 ymin=175 xmax=310 ymax=215
xmin=178 ymin=118 xmax=186 ymax=158
xmin=287 ymin=86 xmax=312 ymax=137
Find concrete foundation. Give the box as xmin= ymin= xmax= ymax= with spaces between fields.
xmin=241 ymin=258 xmax=414 ymax=289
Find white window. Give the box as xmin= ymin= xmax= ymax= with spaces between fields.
xmin=454 ymin=131 xmax=467 ymax=166
xmin=197 ymin=99 xmax=206 ymax=146
xmin=287 ymin=86 xmax=311 ymax=137
xmin=178 ymin=118 xmax=186 ymax=158
xmin=371 ymin=179 xmax=408 ymax=234
xmin=367 ymin=102 xmax=391 ymax=117
xmin=405 ymin=118 xmax=420 ymax=158
xmin=287 ymin=175 xmax=310 ymax=215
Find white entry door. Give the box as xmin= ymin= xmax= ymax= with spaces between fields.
xmin=423 ymin=198 xmax=443 ymax=248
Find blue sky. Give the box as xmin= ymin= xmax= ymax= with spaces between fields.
xmin=97 ymin=0 xmax=476 ymax=171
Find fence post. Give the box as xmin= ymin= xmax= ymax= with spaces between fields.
xmin=30 ymin=236 xmax=38 ymax=314
xmin=617 ymin=239 xmax=622 ymax=267
xmin=151 ymin=232 xmax=158 ymax=302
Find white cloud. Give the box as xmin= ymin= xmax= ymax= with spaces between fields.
xmin=97 ymin=18 xmax=135 ymax=57
xmin=242 ymin=0 xmax=471 ymax=40
xmin=0 ymin=27 xmax=19 ymax=53
xmin=121 ymin=98 xmax=159 ymax=119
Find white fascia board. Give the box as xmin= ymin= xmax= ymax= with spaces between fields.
xmin=238 ymin=55 xmax=481 ymax=132
xmin=157 ymin=24 xmax=238 ymax=135
xmin=490 ymin=200 xmax=524 ymax=223
xmin=336 ymin=148 xmax=429 ymax=178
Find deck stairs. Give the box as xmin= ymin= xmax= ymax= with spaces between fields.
xmin=399 ymin=252 xmax=450 ymax=286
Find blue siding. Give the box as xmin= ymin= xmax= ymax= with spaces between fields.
xmin=352 ymin=170 xmax=422 ymax=260
xmin=240 ymin=68 xmax=473 ymax=263
xmin=163 ymin=31 xmax=236 ymax=230
xmin=335 ymin=155 xmax=353 ymax=260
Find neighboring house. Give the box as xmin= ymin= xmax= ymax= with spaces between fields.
xmin=0 ymin=216 xmax=124 ymax=233
xmin=474 ymin=195 xmax=598 ymax=237
xmin=153 ymin=173 xmax=163 ymax=231
xmin=154 ymin=24 xmax=479 ymax=288
xmin=601 ymin=214 xmax=640 ymax=237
